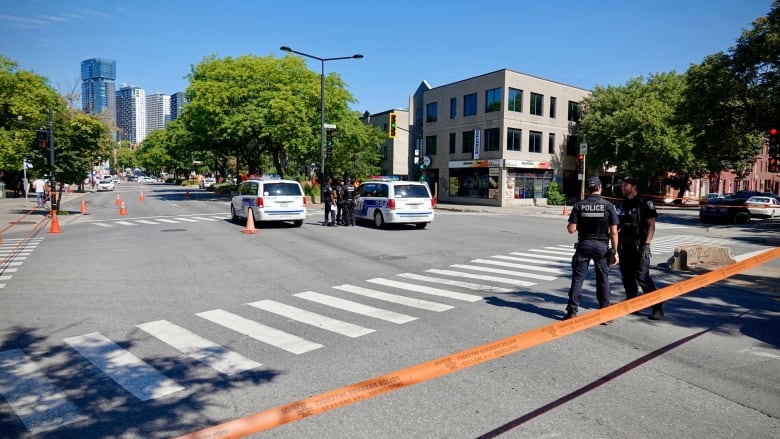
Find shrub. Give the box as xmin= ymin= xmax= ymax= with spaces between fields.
xmin=545 ymin=181 xmax=566 ymax=206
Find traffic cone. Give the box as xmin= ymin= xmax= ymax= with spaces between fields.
xmin=139 ymin=192 xmax=145 ymax=201
xmin=119 ymin=201 xmax=127 ymax=216
xmin=242 ymin=208 xmax=258 ymax=234
xmin=49 ymin=210 xmax=62 ymax=234
xmin=80 ymin=199 xmax=87 ymax=214
xmin=562 ymin=204 xmax=567 ymax=216
xmin=115 ymin=194 xmax=121 ymax=206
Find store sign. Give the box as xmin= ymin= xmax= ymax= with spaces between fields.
xmin=489 ymin=167 xmax=499 ymax=176
xmin=473 ymin=129 xmax=481 ymax=159
xmin=504 ymin=159 xmax=551 ymax=169
xmin=449 ymin=159 xmax=502 ymax=168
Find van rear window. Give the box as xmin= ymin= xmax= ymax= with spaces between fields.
xmin=395 ymin=185 xmax=429 ymax=198
xmin=264 ymin=183 xmax=302 ymax=196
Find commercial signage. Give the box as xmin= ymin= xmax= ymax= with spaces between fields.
xmin=449 ymin=159 xmax=501 ymax=168
xmin=504 ymin=159 xmax=551 ymax=169
xmin=473 ymin=129 xmax=481 ymax=159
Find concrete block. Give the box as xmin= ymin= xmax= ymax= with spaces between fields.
xmin=667 ymin=244 xmax=736 ymax=271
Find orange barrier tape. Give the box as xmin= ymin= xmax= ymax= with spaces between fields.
xmin=177 ymin=246 xmax=780 ymax=439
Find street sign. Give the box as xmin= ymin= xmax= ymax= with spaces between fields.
xmin=580 ymin=143 xmax=588 ymax=155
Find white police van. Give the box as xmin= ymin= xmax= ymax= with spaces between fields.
xmin=230 ymin=179 xmax=307 ymax=227
xmin=354 ymin=180 xmax=435 ymax=229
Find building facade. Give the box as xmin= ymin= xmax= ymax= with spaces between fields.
xmin=81 ymin=58 xmax=116 ymax=134
xmin=362 ymin=109 xmax=411 ymax=179
xmin=414 ymin=69 xmax=590 ymax=207
xmin=116 ymin=85 xmax=147 ymax=145
xmin=170 ymin=91 xmax=188 ymax=121
xmin=145 ymin=92 xmax=170 ymax=135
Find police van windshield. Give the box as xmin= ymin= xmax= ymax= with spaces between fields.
xmin=395 ymin=185 xmax=429 ymax=198
xmin=264 ymin=183 xmax=302 ymax=196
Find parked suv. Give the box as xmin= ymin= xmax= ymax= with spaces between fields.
xmin=230 ymin=179 xmax=306 ymax=227
xmin=354 ymin=180 xmax=435 ymax=229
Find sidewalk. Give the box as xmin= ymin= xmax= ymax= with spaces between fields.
xmin=0 ymin=189 xmax=86 ymax=237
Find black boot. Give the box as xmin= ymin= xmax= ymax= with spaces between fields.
xmin=649 ymin=303 xmax=664 ymax=320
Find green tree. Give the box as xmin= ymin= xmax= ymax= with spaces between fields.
xmin=578 ymin=73 xmax=700 ymax=195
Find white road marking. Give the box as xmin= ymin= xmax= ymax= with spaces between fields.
xmin=450 ymin=264 xmax=558 ymax=281
xmin=294 ymin=291 xmax=417 ymax=323
xmin=247 ymin=300 xmax=374 ymax=338
xmin=425 ymin=268 xmax=537 ymax=287
xmin=366 ymin=278 xmax=483 ymax=302
xmin=396 ymin=272 xmax=513 ymax=293
xmin=332 ymin=284 xmax=453 ymax=312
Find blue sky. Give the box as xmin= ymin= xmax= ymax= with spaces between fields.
xmin=0 ymin=0 xmax=773 ymax=114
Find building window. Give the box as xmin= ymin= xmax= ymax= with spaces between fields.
xmin=426 ymin=135 xmax=437 ymax=155
xmin=464 ymin=93 xmax=477 ymax=116
xmin=484 ymin=127 xmax=500 ymax=151
xmin=449 ymin=132 xmax=456 ymax=154
xmin=530 ymin=92 xmax=544 ymax=116
xmin=426 ymin=102 xmax=438 ymax=123
xmin=485 ymin=87 xmax=501 ymax=113
xmin=508 ymin=88 xmax=523 ymax=112
xmin=549 ymin=96 xmax=557 ymax=118
xmin=548 ymin=133 xmax=556 ymax=154
xmin=462 ymin=130 xmax=474 ymax=153
xmin=566 ymin=135 xmax=578 ymax=155
xmin=567 ymin=101 xmax=580 ymax=122
xmin=529 ymin=130 xmax=542 ymax=153
xmin=450 ymin=97 xmax=457 ymax=119
xmin=507 ymin=128 xmax=522 ymax=151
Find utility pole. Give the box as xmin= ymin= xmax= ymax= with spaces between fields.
xmin=48 ymin=108 xmax=58 ymax=212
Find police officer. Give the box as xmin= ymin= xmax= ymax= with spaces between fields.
xmin=322 ymin=177 xmax=336 ymax=226
xmin=564 ymin=176 xmax=620 ymax=321
xmin=342 ymin=177 xmax=356 ymax=226
xmin=617 ymin=176 xmax=663 ymax=320
xmin=335 ymin=177 xmax=345 ymax=225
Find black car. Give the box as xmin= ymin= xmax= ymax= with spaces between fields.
xmin=699 ymin=191 xmax=775 ymax=224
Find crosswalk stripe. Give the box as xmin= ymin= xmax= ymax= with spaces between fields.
xmin=196 ymin=309 xmax=323 ymax=354
xmin=93 ymin=222 xmax=112 ymax=227
xmin=191 ymin=216 xmax=219 ymax=221
xmin=470 ymin=259 xmax=568 ymax=275
xmin=527 ymin=248 xmax=574 ymax=256
xmin=136 ymin=320 xmax=262 ymax=375
xmin=135 ymin=220 xmax=158 ymax=225
xmin=0 ymin=275 xmax=12 ymax=281
xmin=155 ymin=218 xmax=180 ymax=223
xmin=542 ymin=246 xmax=576 ymax=253
xmin=366 ymin=278 xmax=483 ymax=302
xmin=425 ymin=269 xmax=537 ymax=287
xmin=491 ymin=255 xmax=569 ymax=266
xmin=396 ymin=272 xmax=513 ymax=293
xmin=508 ymin=251 xmax=571 ymax=261
xmin=175 ymin=217 xmax=199 ymax=222
xmin=332 ymin=284 xmax=453 ymax=312
xmin=0 ymin=349 xmax=87 ymax=434
xmin=115 ymin=221 xmax=137 ymax=226
xmin=247 ymin=300 xmax=374 ymax=338
xmin=294 ymin=291 xmax=417 ymax=323
xmin=450 ymin=264 xmax=558 ymax=281
xmin=0 ymin=252 xmax=31 ymax=257
xmin=63 ymin=333 xmax=184 ymax=401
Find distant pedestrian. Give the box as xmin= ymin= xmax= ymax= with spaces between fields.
xmin=322 ymin=177 xmax=336 ymax=226
xmin=342 ymin=177 xmax=356 ymax=226
xmin=33 ymin=177 xmax=47 ymax=209
xmin=617 ymin=176 xmax=664 ymax=320
xmin=335 ymin=178 xmax=345 ymax=225
xmin=563 ymin=176 xmax=620 ymax=322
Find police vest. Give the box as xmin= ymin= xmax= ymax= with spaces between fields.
xmin=343 ymin=185 xmax=355 ymax=201
xmin=618 ymin=196 xmax=647 ymax=243
xmin=577 ymin=196 xmax=611 ymax=242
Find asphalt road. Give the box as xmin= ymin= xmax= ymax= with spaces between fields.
xmin=1 ymin=183 xmax=778 ymax=438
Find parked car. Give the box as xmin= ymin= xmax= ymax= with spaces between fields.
xmin=699 ymin=193 xmax=724 ymax=205
xmin=354 ymin=180 xmax=435 ymax=229
xmin=97 ymin=178 xmax=115 ymax=191
xmin=744 ymin=196 xmax=780 ymax=218
xmin=199 ymin=177 xmax=216 ymax=189
xmin=230 ymin=179 xmax=306 ymax=227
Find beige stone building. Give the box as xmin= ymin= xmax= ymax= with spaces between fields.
xmin=412 ymin=69 xmax=591 ymax=207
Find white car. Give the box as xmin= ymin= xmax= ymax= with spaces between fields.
xmin=354 ymin=180 xmax=435 ymax=229
xmin=744 ymin=196 xmax=780 ymax=218
xmin=231 ymin=179 xmax=307 ymax=227
xmin=200 ymin=177 xmax=216 ymax=189
xmin=97 ymin=178 xmax=115 ymax=191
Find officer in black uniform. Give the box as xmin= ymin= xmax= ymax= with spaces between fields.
xmin=342 ymin=177 xmax=356 ymax=226
xmin=335 ymin=178 xmax=345 ymax=225
xmin=322 ymin=177 xmax=336 ymax=226
xmin=617 ymin=176 xmax=663 ymax=320
xmin=564 ymin=176 xmax=620 ymax=320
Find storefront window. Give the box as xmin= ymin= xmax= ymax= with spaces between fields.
xmin=508 ymin=170 xmax=553 ymax=199
xmin=448 ymin=168 xmax=498 ymax=198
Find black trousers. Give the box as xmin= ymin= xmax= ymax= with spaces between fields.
xmin=618 ymin=245 xmax=657 ymax=298
xmin=567 ymin=240 xmax=611 ymax=313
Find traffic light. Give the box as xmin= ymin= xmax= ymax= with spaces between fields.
xmin=769 ymin=128 xmax=779 ymax=157
xmin=769 ymin=157 xmax=778 ymax=173
xmin=388 ymin=113 xmax=397 ymax=139
xmin=326 ymin=129 xmax=334 ymax=158
xmin=576 ymin=154 xmax=584 ymax=173
xmin=36 ymin=128 xmax=48 ymax=149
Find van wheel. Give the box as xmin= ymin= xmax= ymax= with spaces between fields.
xmin=373 ymin=211 xmax=386 ymax=229
xmin=293 ymin=219 xmax=303 ymax=227
xmin=231 ymin=205 xmax=240 ymax=223
xmin=415 ymin=222 xmax=428 ymax=229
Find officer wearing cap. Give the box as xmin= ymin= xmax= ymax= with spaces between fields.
xmin=335 ymin=177 xmax=345 ymax=225
xmin=563 ymin=176 xmax=620 ymax=321
xmin=618 ymin=176 xmax=663 ymax=320
xmin=342 ymin=177 xmax=356 ymax=225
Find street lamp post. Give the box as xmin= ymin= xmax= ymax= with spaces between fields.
xmin=279 ymin=46 xmax=363 ymax=201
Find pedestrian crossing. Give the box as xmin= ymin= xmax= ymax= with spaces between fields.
xmin=88 ymin=214 xmax=227 ymax=227
xmin=0 ymin=238 xmax=43 ymax=289
xmin=0 ymin=235 xmax=760 ymax=434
